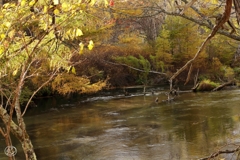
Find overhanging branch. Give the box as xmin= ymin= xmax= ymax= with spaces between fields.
xmin=102 ymin=59 xmax=166 ymax=76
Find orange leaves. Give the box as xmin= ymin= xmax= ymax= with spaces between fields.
xmin=109 ymin=0 xmax=114 ymax=7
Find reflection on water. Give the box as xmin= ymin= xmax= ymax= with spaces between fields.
xmin=1 ymin=89 xmax=240 ymax=159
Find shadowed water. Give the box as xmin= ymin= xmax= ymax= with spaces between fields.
xmin=1 ymin=89 xmax=240 ymax=160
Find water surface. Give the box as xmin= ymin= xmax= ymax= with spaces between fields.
xmin=1 ymin=89 xmax=240 ymax=160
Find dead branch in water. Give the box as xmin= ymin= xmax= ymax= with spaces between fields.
xmin=199 ymin=145 xmax=240 ymax=160
xmin=162 ymin=88 xmax=179 ymax=102
xmin=212 ymin=80 xmax=235 ymax=91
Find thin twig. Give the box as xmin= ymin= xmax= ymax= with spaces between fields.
xmin=102 ymin=59 xmax=166 ymax=75
xmin=199 ymin=146 xmax=240 ymax=160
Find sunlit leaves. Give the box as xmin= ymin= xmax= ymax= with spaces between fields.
xmin=63 ymin=28 xmax=84 ymax=40
xmin=43 ymin=6 xmax=48 ymax=13
xmin=67 ymin=66 xmax=76 ymax=74
xmin=53 ymin=0 xmax=60 ymax=5
xmin=71 ymin=66 xmax=76 ymax=74
xmin=51 ymin=73 xmax=106 ymax=95
xmin=62 ymin=2 xmax=71 ymax=12
xmin=54 ymin=9 xmax=60 ymax=15
xmin=21 ymin=0 xmax=26 ymax=7
xmin=8 ymin=30 xmax=15 ymax=39
xmin=76 ymin=29 xmax=83 ymax=36
xmin=88 ymin=40 xmax=94 ymax=50
xmin=89 ymin=0 xmax=97 ymax=6
xmin=79 ymin=42 xmax=84 ymax=54
xmin=12 ymin=69 xmax=18 ymax=76
xmin=4 ymin=22 xmax=11 ymax=29
xmin=0 ymin=34 xmax=5 ymax=40
xmin=211 ymin=0 xmax=218 ymax=4
xmin=78 ymin=39 xmax=95 ymax=54
xmin=3 ymin=3 xmax=16 ymax=8
xmin=0 ymin=46 xmax=4 ymax=58
xmin=29 ymin=0 xmax=36 ymax=7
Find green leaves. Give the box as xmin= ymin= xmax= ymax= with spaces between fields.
xmin=115 ymin=55 xmax=151 ymax=84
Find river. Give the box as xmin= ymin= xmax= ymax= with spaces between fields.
xmin=1 ymin=88 xmax=240 ymax=160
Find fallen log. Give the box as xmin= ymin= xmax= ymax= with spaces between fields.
xmin=212 ymin=80 xmax=235 ymax=91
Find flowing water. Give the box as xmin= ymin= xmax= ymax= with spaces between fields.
xmin=1 ymin=88 xmax=240 ymax=160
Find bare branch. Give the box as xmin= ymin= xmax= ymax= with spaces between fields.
xmin=179 ymin=0 xmax=198 ymax=15
xmin=184 ymin=63 xmax=193 ymax=85
xmin=199 ymin=145 xmax=240 ymax=160
xmin=22 ymin=69 xmax=58 ymax=116
xmin=102 ymin=59 xmax=166 ymax=76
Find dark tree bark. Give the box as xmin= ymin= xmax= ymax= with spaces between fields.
xmin=234 ymin=0 xmax=240 ymax=25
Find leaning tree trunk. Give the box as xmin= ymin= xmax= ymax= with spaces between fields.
xmin=0 ymin=63 xmax=37 ymax=159
xmin=13 ymin=64 xmax=37 ymax=160
xmin=0 ymin=106 xmax=37 ymax=160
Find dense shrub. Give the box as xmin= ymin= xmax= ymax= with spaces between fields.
xmin=196 ymin=79 xmax=219 ymax=91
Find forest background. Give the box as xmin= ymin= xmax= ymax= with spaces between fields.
xmin=23 ymin=0 xmax=240 ymax=96
xmin=0 ymin=0 xmax=240 ymax=159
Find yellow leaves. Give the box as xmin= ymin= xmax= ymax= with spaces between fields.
xmin=88 ymin=40 xmax=94 ymax=50
xmin=76 ymin=29 xmax=83 ymax=36
xmin=8 ymin=30 xmax=15 ymax=39
xmin=71 ymin=67 xmax=76 ymax=74
xmin=3 ymin=3 xmax=16 ymax=8
xmin=89 ymin=0 xmax=96 ymax=6
xmin=78 ymin=40 xmax=94 ymax=54
xmin=21 ymin=0 xmax=26 ymax=6
xmin=64 ymin=28 xmax=83 ymax=40
xmin=51 ymin=73 xmax=107 ymax=95
xmin=12 ymin=69 xmax=18 ymax=76
xmin=79 ymin=42 xmax=84 ymax=54
xmin=67 ymin=66 xmax=76 ymax=74
xmin=43 ymin=6 xmax=48 ymax=13
xmin=104 ymin=0 xmax=109 ymax=7
xmin=3 ymin=3 xmax=10 ymax=8
xmin=4 ymin=22 xmax=11 ymax=28
xmin=29 ymin=0 xmax=35 ymax=7
xmin=53 ymin=0 xmax=59 ymax=5
xmin=211 ymin=0 xmax=218 ymax=4
xmin=0 ymin=46 xmax=4 ymax=58
xmin=62 ymin=2 xmax=71 ymax=12
xmin=54 ymin=9 xmax=60 ymax=15
xmin=0 ymin=34 xmax=6 ymax=40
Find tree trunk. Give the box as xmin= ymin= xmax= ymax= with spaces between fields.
xmin=0 ymin=106 xmax=37 ymax=160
